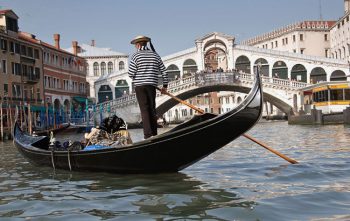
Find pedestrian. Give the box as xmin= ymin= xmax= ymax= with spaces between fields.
xmin=128 ymin=35 xmax=168 ymax=139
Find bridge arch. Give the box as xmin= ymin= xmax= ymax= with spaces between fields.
xmin=204 ymin=48 xmax=227 ymax=71
xmin=272 ymin=61 xmax=288 ymax=79
xmin=254 ymin=58 xmax=269 ymax=77
xmin=310 ymin=67 xmax=327 ymax=84
xmin=291 ymin=64 xmax=307 ymax=82
xmin=330 ymin=70 xmax=346 ymax=81
xmin=235 ymin=55 xmax=250 ymax=73
xmin=183 ymin=59 xmax=197 ymax=77
xmin=156 ymin=84 xmax=293 ymax=116
xmin=166 ymin=64 xmax=180 ymax=81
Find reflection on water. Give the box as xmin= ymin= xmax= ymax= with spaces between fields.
xmin=1 ymin=121 xmax=350 ymax=220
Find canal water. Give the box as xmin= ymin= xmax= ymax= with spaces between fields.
xmin=1 ymin=121 xmax=349 ymax=220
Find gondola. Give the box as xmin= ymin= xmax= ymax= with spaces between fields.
xmin=13 ymin=70 xmax=263 ymax=173
xmin=34 ymin=123 xmax=70 ymax=136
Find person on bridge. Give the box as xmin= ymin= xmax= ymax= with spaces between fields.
xmin=128 ymin=35 xmax=168 ymax=139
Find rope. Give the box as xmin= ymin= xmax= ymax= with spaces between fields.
xmin=50 ymin=149 xmax=56 ymax=170
xmin=67 ymin=150 xmax=72 ymax=171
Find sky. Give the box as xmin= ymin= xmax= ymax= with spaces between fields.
xmin=0 ymin=0 xmax=345 ymax=57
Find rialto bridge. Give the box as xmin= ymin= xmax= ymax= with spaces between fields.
xmin=94 ymin=32 xmax=349 ymax=123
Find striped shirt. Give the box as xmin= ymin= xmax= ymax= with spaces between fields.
xmin=128 ymin=46 xmax=168 ymax=88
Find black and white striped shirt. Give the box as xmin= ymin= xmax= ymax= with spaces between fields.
xmin=128 ymin=46 xmax=168 ymax=88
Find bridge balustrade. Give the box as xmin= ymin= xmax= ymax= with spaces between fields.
xmin=99 ymin=71 xmax=308 ymax=112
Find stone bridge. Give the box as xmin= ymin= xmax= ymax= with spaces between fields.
xmin=99 ymin=71 xmax=307 ymax=124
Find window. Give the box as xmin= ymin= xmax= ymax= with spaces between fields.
xmin=330 ymin=89 xmax=344 ymax=101
xmin=36 ymin=88 xmax=41 ymax=100
xmin=35 ymin=68 xmax=40 ymax=78
xmin=1 ymin=60 xmax=6 ymax=73
xmin=101 ymin=62 xmax=106 ymax=75
xmin=300 ymin=34 xmax=304 ymax=41
xmin=0 ymin=39 xmax=8 ymax=51
xmin=27 ymin=47 xmax=33 ymax=58
xmin=285 ymin=37 xmax=288 ymax=44
xmin=15 ymin=43 xmax=20 ymax=54
xmin=300 ymin=48 xmax=305 ymax=54
xmin=293 ymin=35 xmax=296 ymax=42
xmin=275 ymin=41 xmax=278 ymax=47
xmin=4 ymin=84 xmax=8 ymax=97
xmin=119 ymin=61 xmax=125 ymax=70
xmin=324 ymin=34 xmax=328 ymax=41
xmin=21 ymin=45 xmax=26 ymax=56
xmin=12 ymin=84 xmax=21 ymax=97
xmin=6 ymin=17 xmax=18 ymax=32
xmin=34 ymin=49 xmax=39 ymax=59
xmin=108 ymin=62 xmax=113 ymax=73
xmin=93 ymin=62 xmax=99 ymax=76
xmin=10 ymin=41 xmax=15 ymax=53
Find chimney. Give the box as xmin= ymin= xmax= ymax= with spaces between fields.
xmin=53 ymin=34 xmax=60 ymax=49
xmin=345 ymin=0 xmax=350 ymax=14
xmin=91 ymin=39 xmax=95 ymax=47
xmin=72 ymin=41 xmax=78 ymax=55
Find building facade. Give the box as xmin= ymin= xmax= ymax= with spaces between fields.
xmin=66 ymin=40 xmax=128 ymax=102
xmin=19 ymin=32 xmax=89 ymax=119
xmin=329 ymin=0 xmax=350 ymax=60
xmin=0 ymin=10 xmax=44 ymax=131
xmin=241 ymin=20 xmax=335 ymax=58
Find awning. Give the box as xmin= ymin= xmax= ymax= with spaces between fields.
xmin=30 ymin=105 xmax=46 ymax=112
xmin=73 ymin=96 xmax=94 ymax=104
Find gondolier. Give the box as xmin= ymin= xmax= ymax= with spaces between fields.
xmin=128 ymin=35 xmax=168 ymax=139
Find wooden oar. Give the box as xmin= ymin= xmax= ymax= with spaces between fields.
xmin=157 ymin=88 xmax=298 ymax=164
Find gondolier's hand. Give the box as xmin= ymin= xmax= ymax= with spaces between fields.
xmin=160 ymin=87 xmax=167 ymax=94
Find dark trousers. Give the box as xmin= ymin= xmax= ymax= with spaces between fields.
xmin=135 ymin=85 xmax=157 ymax=139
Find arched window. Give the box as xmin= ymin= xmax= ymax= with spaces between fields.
xmin=119 ymin=61 xmax=125 ymax=70
xmin=108 ymin=62 xmax=113 ymax=74
xmin=101 ymin=62 xmax=106 ymax=75
xmin=93 ymin=62 xmax=99 ymax=76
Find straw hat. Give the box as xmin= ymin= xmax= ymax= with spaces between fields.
xmin=130 ymin=35 xmax=151 ymax=44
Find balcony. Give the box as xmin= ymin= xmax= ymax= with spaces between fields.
xmin=23 ymin=73 xmax=40 ymax=84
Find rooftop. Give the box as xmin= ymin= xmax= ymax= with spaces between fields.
xmin=66 ymin=43 xmax=128 ymax=58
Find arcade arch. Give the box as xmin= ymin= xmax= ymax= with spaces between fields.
xmin=166 ymin=64 xmax=181 ymax=81
xmin=310 ymin=67 xmax=327 ymax=83
xmin=272 ymin=61 xmax=288 ymax=79
xmin=235 ymin=56 xmax=250 ymax=73
xmin=183 ymin=59 xmax=197 ymax=77
xmin=98 ymin=85 xmax=113 ymax=103
xmin=115 ymin=80 xmax=129 ymax=98
xmin=254 ymin=58 xmax=269 ymax=77
xmin=330 ymin=70 xmax=346 ymax=81
xmin=291 ymin=64 xmax=307 ymax=82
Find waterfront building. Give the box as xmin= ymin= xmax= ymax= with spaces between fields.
xmin=0 ymin=10 xmax=44 ymax=129
xmin=241 ymin=20 xmax=336 ymax=58
xmin=66 ymin=40 xmax=128 ymax=102
xmin=329 ymin=0 xmax=350 ymax=60
xmin=242 ymin=0 xmax=350 ymax=62
xmin=19 ymin=32 xmax=89 ymax=122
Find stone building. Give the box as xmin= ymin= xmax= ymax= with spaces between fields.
xmin=0 ymin=10 xmax=44 ymax=119
xmin=66 ymin=40 xmax=128 ymax=102
xmin=329 ymin=0 xmax=350 ymax=60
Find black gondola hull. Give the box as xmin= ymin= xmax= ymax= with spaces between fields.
xmin=14 ymin=71 xmax=263 ymax=173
